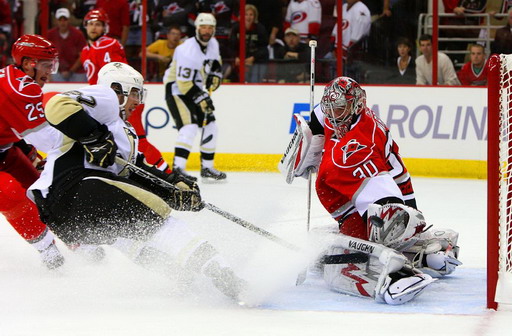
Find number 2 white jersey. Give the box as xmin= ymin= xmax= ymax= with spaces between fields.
xmin=163 ymin=37 xmax=221 ymax=95
xmin=29 ymin=85 xmax=139 ymax=197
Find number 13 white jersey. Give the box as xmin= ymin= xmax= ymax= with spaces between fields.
xmin=163 ymin=37 xmax=221 ymax=95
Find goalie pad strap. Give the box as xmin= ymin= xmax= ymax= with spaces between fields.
xmin=321 ymin=252 xmax=369 ymax=264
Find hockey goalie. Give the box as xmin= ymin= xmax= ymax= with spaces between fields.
xmin=280 ymin=77 xmax=462 ymax=305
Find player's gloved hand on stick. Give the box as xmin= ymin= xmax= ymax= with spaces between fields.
xmin=204 ymin=59 xmax=222 ymax=92
xmin=165 ymin=170 xmax=203 ymax=212
xmin=206 ymin=74 xmax=221 ymax=92
xmin=78 ymin=124 xmax=118 ymax=168
xmin=192 ymin=91 xmax=215 ymax=114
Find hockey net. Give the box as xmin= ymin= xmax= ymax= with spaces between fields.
xmin=488 ymin=54 xmax=512 ymax=310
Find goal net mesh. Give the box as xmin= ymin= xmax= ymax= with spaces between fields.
xmin=496 ymin=54 xmax=512 ymax=306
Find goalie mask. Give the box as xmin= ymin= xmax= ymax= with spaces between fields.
xmin=97 ymin=62 xmax=146 ymax=119
xmin=320 ymin=77 xmax=366 ymax=139
xmin=195 ymin=13 xmax=216 ymax=46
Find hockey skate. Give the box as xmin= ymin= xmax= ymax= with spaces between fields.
xmin=203 ymin=260 xmax=248 ymax=302
xmin=39 ymin=241 xmax=65 ymax=269
xmin=69 ymin=244 xmax=106 ymax=263
xmin=200 ymin=167 xmax=227 ymax=181
xmin=173 ymin=167 xmax=197 ymax=182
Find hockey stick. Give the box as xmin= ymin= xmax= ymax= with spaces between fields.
xmin=306 ymin=39 xmax=317 ymax=232
xmin=296 ymin=40 xmax=318 ymax=286
xmin=114 ymin=156 xmax=301 ymax=252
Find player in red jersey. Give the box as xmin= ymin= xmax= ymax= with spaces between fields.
xmin=285 ymin=77 xmax=462 ymax=304
xmin=81 ymin=8 xmax=170 ymax=172
xmin=0 ymin=34 xmax=65 ymax=269
xmin=457 ymin=44 xmax=488 ymax=86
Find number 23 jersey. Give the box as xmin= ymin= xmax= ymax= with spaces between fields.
xmin=81 ymin=36 xmax=127 ymax=85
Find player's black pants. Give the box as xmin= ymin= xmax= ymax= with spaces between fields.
xmin=164 ymin=82 xmax=215 ymax=130
xmin=34 ymin=169 xmax=169 ymax=245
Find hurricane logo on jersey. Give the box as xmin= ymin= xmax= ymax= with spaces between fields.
xmin=212 ymin=1 xmax=230 ymax=14
xmin=291 ymin=11 xmax=307 ymax=24
xmin=341 ymin=139 xmax=366 ymax=164
xmin=163 ymin=3 xmax=185 ymax=16
xmin=16 ymin=75 xmax=36 ymax=91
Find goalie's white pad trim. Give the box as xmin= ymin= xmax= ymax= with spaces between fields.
xmin=404 ymin=228 xmax=462 ymax=277
xmin=368 ymin=203 xmax=426 ymax=251
xmin=278 ymin=114 xmax=323 ymax=184
xmin=322 ymin=234 xmax=434 ymax=304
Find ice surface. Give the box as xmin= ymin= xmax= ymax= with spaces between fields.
xmin=0 ymin=173 xmax=509 ymax=335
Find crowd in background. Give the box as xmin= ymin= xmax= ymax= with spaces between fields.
xmin=1 ymin=0 xmax=512 ymax=85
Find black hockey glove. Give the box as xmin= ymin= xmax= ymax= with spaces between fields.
xmin=165 ymin=170 xmax=204 ymax=212
xmin=78 ymin=124 xmax=118 ymax=168
xmin=206 ymin=74 xmax=221 ymax=92
xmin=192 ymin=91 xmax=215 ymax=114
xmin=132 ymin=155 xmax=204 ymax=212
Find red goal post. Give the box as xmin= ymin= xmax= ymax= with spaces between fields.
xmin=488 ymin=54 xmax=512 ymax=310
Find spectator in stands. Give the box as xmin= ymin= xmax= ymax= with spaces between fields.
xmin=248 ymin=0 xmax=285 ymax=45
xmin=457 ymin=43 xmax=488 ymax=86
xmin=415 ymin=34 xmax=460 ymax=86
xmin=227 ymin=4 xmax=268 ymax=83
xmin=0 ymin=0 xmax=10 ymax=68
xmin=96 ymin=0 xmax=130 ymax=45
xmin=273 ymin=27 xmax=309 ymax=83
xmin=125 ymin=0 xmax=156 ymax=68
xmin=441 ymin=0 xmax=486 ymax=66
xmin=387 ymin=37 xmax=415 ymax=84
xmin=47 ymin=8 xmax=88 ymax=82
xmin=492 ymin=8 xmax=512 ymax=55
xmin=363 ymin=0 xmax=393 ymax=65
xmin=145 ymin=24 xmax=182 ymax=81
xmin=284 ymin=0 xmax=322 ymax=42
xmin=153 ymin=0 xmax=196 ymax=38
xmin=0 ymin=0 xmax=11 ymax=40
xmin=329 ymin=0 xmax=371 ymax=82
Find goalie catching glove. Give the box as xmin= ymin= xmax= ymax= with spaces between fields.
xmin=131 ymin=155 xmax=204 ymax=212
xmin=78 ymin=124 xmax=118 ymax=168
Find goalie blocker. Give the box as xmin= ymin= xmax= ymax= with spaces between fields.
xmin=278 ymin=114 xmax=325 ymax=184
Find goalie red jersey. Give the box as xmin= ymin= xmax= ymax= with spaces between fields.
xmin=0 ymin=65 xmax=45 ymax=144
xmin=316 ymin=107 xmax=415 ymax=225
xmin=81 ymin=36 xmax=127 ymax=84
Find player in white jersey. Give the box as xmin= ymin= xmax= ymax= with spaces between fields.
xmin=331 ymin=0 xmax=371 ymax=51
xmin=29 ymin=62 xmax=247 ymax=301
xmin=284 ymin=0 xmax=321 ymax=42
xmin=163 ymin=13 xmax=226 ymax=181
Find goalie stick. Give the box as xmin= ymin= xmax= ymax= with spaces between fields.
xmin=296 ymin=39 xmax=318 ymax=286
xmin=114 ymin=156 xmax=301 ymax=252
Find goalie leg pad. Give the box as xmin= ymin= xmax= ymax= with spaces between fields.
xmin=323 ymin=234 xmax=434 ymax=305
xmin=367 ymin=203 xmax=426 ymax=251
xmin=404 ymin=228 xmax=462 ymax=277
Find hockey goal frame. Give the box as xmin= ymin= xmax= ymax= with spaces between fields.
xmin=488 ymin=54 xmax=512 ymax=310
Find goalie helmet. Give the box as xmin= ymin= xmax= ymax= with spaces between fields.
xmin=84 ymin=8 xmax=109 ymax=34
xmin=97 ymin=62 xmax=145 ymax=116
xmin=320 ymin=76 xmax=366 ymax=138
xmin=11 ymin=34 xmax=59 ymax=74
xmin=195 ymin=13 xmax=216 ymax=45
